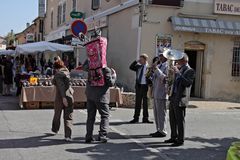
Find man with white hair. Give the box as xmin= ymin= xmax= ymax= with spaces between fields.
xmin=164 ymin=53 xmax=195 ymax=146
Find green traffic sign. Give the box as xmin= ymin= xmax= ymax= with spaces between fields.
xmin=70 ymin=11 xmax=85 ymax=19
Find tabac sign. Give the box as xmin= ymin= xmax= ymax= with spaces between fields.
xmin=214 ymin=0 xmax=240 ymax=16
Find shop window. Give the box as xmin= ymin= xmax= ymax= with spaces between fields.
xmin=63 ymin=2 xmax=66 ymax=23
xmin=232 ymin=41 xmax=240 ymax=77
xmin=72 ymin=0 xmax=77 ymax=11
xmin=92 ymin=0 xmax=100 ymax=10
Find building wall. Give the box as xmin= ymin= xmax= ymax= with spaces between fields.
xmin=108 ymin=6 xmax=139 ymax=90
xmin=140 ymin=0 xmax=240 ymax=101
xmin=45 ymin=0 xmax=124 ymax=36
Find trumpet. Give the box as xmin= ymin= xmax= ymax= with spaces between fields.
xmin=162 ymin=49 xmax=184 ymax=96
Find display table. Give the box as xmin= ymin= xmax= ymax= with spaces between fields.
xmin=19 ymin=86 xmax=123 ymax=109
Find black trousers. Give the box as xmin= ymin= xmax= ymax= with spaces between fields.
xmin=86 ymin=99 xmax=110 ymax=139
xmin=169 ymin=97 xmax=186 ymax=143
xmin=134 ymin=84 xmax=149 ymax=120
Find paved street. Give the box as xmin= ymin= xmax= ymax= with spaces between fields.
xmin=0 ymin=96 xmax=240 ymax=160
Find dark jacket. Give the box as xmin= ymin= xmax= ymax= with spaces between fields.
xmin=52 ymin=68 xmax=74 ymax=102
xmin=129 ymin=61 xmax=148 ymax=85
xmin=83 ymin=60 xmax=117 ymax=103
xmin=170 ymin=64 xmax=195 ymax=107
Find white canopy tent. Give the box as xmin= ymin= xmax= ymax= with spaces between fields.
xmin=15 ymin=41 xmax=74 ymax=54
xmin=0 ymin=49 xmax=16 ymax=56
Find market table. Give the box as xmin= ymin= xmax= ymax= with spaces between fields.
xmin=19 ymin=86 xmax=123 ymax=109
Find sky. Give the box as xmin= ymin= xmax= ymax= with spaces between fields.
xmin=0 ymin=0 xmax=38 ymax=37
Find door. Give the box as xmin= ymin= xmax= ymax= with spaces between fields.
xmin=185 ymin=50 xmax=203 ymax=97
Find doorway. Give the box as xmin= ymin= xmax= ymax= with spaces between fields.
xmin=185 ymin=50 xmax=204 ymax=97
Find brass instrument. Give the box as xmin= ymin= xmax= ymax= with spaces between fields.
xmin=163 ymin=49 xmax=184 ymax=96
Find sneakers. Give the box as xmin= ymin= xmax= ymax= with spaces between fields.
xmin=97 ymin=136 xmax=109 ymax=143
xmin=65 ymin=137 xmax=72 ymax=142
xmin=51 ymin=129 xmax=58 ymax=135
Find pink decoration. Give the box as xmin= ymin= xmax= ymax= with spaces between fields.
xmin=86 ymin=37 xmax=108 ymax=86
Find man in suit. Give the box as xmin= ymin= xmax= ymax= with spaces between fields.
xmin=149 ymin=53 xmax=168 ymax=137
xmin=164 ymin=53 xmax=195 ymax=146
xmin=129 ymin=54 xmax=153 ymax=124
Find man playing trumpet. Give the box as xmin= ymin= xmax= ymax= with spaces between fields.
xmin=164 ymin=53 xmax=195 ymax=146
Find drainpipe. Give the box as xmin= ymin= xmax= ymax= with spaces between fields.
xmin=137 ymin=0 xmax=146 ymax=59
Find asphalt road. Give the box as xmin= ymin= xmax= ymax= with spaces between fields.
xmin=0 ymin=96 xmax=240 ymax=160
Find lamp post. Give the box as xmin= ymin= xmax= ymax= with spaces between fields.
xmin=137 ymin=0 xmax=146 ymax=59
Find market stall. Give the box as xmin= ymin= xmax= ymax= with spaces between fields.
xmin=16 ymin=41 xmax=123 ymax=109
xmin=19 ymin=86 xmax=123 ymax=109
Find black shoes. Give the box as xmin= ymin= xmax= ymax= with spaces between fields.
xmin=85 ymin=137 xmax=95 ymax=143
xmin=171 ymin=141 xmax=184 ymax=147
xmin=129 ymin=119 xmax=153 ymax=124
xmin=164 ymin=138 xmax=177 ymax=143
xmin=97 ymin=136 xmax=109 ymax=143
xmin=142 ymin=119 xmax=153 ymax=124
xmin=150 ymin=131 xmax=166 ymax=138
xmin=129 ymin=119 xmax=139 ymax=124
xmin=164 ymin=138 xmax=184 ymax=146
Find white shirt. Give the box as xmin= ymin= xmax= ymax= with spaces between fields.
xmin=138 ymin=63 xmax=148 ymax=85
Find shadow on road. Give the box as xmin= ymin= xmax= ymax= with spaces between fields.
xmin=144 ymin=136 xmax=239 ymax=160
xmin=0 ymin=133 xmax=82 ymax=149
xmin=0 ymin=96 xmax=20 ymax=110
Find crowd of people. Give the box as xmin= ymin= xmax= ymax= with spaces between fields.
xmin=0 ymin=48 xmax=195 ymax=147
xmin=0 ymin=54 xmax=74 ymax=96
xmin=50 ymin=51 xmax=195 ymax=146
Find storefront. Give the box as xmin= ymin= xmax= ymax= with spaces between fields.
xmin=139 ymin=0 xmax=240 ymax=101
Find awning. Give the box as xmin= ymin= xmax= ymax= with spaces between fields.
xmin=0 ymin=49 xmax=16 ymax=56
xmin=170 ymin=16 xmax=240 ymax=36
xmin=15 ymin=41 xmax=73 ymax=54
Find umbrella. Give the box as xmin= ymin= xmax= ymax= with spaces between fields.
xmin=15 ymin=41 xmax=73 ymax=54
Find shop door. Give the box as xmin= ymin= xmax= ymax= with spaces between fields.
xmin=185 ymin=50 xmax=203 ymax=97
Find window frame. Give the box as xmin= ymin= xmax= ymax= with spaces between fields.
xmin=62 ymin=2 xmax=66 ymax=23
xmin=232 ymin=41 xmax=240 ymax=77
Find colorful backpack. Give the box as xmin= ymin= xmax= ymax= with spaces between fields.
xmin=85 ymin=37 xmax=108 ymax=86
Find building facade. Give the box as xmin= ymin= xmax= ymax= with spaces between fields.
xmin=44 ymin=0 xmax=240 ymax=102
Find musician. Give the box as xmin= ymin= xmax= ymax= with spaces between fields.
xmin=164 ymin=53 xmax=195 ymax=146
xmin=149 ymin=53 xmax=168 ymax=137
xmin=129 ymin=54 xmax=153 ymax=124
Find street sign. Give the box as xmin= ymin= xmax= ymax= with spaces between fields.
xmin=70 ymin=11 xmax=85 ymax=19
xmin=71 ymin=20 xmax=88 ymax=37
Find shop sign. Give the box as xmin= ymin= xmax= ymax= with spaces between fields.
xmin=70 ymin=11 xmax=85 ymax=19
xmin=214 ymin=0 xmax=240 ymax=15
xmin=174 ymin=26 xmax=240 ymax=36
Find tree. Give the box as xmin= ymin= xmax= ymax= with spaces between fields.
xmin=5 ymin=30 xmax=15 ymax=47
